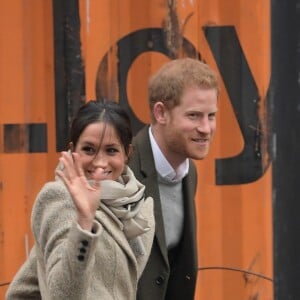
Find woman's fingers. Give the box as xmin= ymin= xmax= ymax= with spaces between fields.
xmin=57 ymin=151 xmax=104 ymax=193
xmin=55 ymin=169 xmax=68 ymax=185
xmin=56 ymin=151 xmax=101 ymax=226
xmin=59 ymin=151 xmax=78 ymax=181
xmin=72 ymin=152 xmax=85 ymax=178
xmin=93 ymin=167 xmax=106 ymax=181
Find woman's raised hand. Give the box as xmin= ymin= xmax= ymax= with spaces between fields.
xmin=56 ymin=151 xmax=104 ymax=231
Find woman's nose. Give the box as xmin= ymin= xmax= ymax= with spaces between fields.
xmin=92 ymin=152 xmax=108 ymax=167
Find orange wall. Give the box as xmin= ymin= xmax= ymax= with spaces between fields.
xmin=0 ymin=1 xmax=272 ymax=299
xmin=0 ymin=1 xmax=57 ymax=299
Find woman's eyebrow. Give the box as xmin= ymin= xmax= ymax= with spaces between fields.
xmin=105 ymin=143 xmax=121 ymax=147
xmin=82 ymin=141 xmax=95 ymax=145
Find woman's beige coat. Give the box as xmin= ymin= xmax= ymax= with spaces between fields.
xmin=17 ymin=167 xmax=154 ymax=300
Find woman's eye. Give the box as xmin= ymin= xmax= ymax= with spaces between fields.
xmin=82 ymin=146 xmax=95 ymax=154
xmin=107 ymin=148 xmax=118 ymax=154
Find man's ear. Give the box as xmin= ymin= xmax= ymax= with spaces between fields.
xmin=153 ymin=102 xmax=167 ymax=124
xmin=69 ymin=142 xmax=74 ymax=152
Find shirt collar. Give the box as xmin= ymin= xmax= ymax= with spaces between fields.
xmin=149 ymin=127 xmax=189 ymax=182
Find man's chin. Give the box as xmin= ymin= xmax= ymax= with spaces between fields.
xmin=190 ymin=151 xmax=209 ymax=160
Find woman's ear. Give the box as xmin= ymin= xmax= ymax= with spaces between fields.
xmin=153 ymin=102 xmax=167 ymax=124
xmin=127 ymin=144 xmax=134 ymax=161
xmin=69 ymin=142 xmax=74 ymax=152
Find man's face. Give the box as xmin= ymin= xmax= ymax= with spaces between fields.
xmin=162 ymin=85 xmax=218 ymax=167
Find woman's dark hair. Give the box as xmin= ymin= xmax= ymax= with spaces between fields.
xmin=69 ymin=100 xmax=133 ymax=155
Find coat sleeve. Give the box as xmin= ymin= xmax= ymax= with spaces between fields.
xmin=31 ymin=181 xmax=102 ymax=300
xmin=5 ymin=246 xmax=41 ymax=300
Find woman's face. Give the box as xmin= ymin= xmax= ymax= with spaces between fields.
xmin=74 ymin=122 xmax=128 ymax=181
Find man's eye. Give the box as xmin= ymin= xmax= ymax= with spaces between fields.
xmin=188 ymin=113 xmax=198 ymax=120
xmin=208 ymin=113 xmax=216 ymax=120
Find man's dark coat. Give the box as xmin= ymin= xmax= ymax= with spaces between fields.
xmin=128 ymin=126 xmax=198 ymax=300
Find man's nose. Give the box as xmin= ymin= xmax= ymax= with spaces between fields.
xmin=197 ymin=117 xmax=211 ymax=133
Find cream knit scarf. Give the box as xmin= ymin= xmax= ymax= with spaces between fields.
xmin=99 ymin=166 xmax=150 ymax=257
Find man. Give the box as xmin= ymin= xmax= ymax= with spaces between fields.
xmin=129 ymin=57 xmax=219 ymax=300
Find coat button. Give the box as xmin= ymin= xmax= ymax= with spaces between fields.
xmin=77 ymin=255 xmax=84 ymax=261
xmin=81 ymin=240 xmax=89 ymax=247
xmin=155 ymin=276 xmax=165 ymax=285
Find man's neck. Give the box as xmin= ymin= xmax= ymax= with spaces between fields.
xmin=149 ymin=125 xmax=188 ymax=174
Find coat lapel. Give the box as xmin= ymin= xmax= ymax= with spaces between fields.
xmin=94 ymin=209 xmax=138 ymax=268
xmin=181 ymin=164 xmax=198 ymax=264
xmin=131 ymin=127 xmax=169 ymax=265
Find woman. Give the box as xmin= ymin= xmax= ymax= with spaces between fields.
xmin=6 ymin=100 xmax=155 ymax=299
